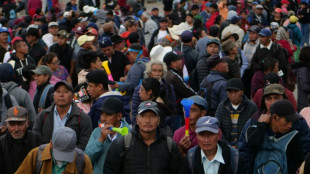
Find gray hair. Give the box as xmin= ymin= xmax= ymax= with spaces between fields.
xmin=142 ymin=11 xmax=151 ymax=19
xmin=144 ymin=60 xmax=168 ymax=78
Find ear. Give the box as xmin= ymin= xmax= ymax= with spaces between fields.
xmin=201 ymin=109 xmax=207 ymax=116
xmin=117 ymin=113 xmax=122 ymax=121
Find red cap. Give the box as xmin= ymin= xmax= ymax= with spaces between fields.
xmin=11 ymin=37 xmax=23 ymax=45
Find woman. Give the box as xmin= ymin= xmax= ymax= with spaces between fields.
xmin=39 ymin=52 xmax=72 ymax=84
xmin=270 ymin=8 xmax=286 ymax=26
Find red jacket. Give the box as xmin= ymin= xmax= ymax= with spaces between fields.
xmin=205 ymin=11 xmax=219 ymax=30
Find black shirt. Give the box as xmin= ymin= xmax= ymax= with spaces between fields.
xmin=101 ymin=51 xmax=130 ymax=81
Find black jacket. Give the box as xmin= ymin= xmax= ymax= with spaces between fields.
xmin=28 ymin=40 xmax=46 ymax=65
xmin=33 ymin=81 xmax=54 ymax=113
xmin=173 ymin=44 xmax=200 ymax=75
xmin=0 ymin=130 xmax=43 ymax=174
xmin=49 ymin=43 xmax=74 ymax=72
xmin=104 ymin=125 xmax=182 ymax=174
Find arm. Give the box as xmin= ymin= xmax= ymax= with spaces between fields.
xmin=84 ymin=128 xmax=104 ymax=164
xmin=218 ymin=81 xmax=228 ymax=102
xmin=170 ymin=75 xmax=196 ymax=98
xmin=14 ymin=147 xmax=38 ymax=174
xmin=246 ymin=122 xmax=267 ymax=150
xmin=131 ymin=85 xmax=141 ymax=124
xmin=82 ymin=155 xmax=94 ymax=174
xmin=298 ymin=68 xmax=310 ymax=93
xmin=76 ymin=113 xmax=92 ymax=151
xmin=286 ymin=133 xmax=305 ymax=174
xmin=23 ymin=93 xmax=36 ymax=129
xmin=32 ymin=111 xmax=44 ymax=136
xmin=118 ymin=63 xmax=144 ymax=92
xmin=240 ymin=50 xmax=248 ymax=77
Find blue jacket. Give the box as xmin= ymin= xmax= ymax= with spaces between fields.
xmin=118 ymin=58 xmax=149 ymax=96
xmin=88 ymin=91 xmax=131 ymax=128
xmin=247 ymin=13 xmax=268 ymax=27
xmin=84 ymin=119 xmax=131 ymax=174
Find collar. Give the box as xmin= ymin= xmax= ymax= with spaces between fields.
xmin=98 ymin=91 xmax=122 ymax=98
xmin=260 ymin=41 xmax=272 ymax=50
xmin=54 ymin=104 xmax=72 ymax=118
xmin=201 ymin=144 xmax=225 ymax=164
xmin=108 ymin=122 xmax=123 ymax=141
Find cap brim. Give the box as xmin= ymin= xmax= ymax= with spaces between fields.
xmin=31 ymin=69 xmax=43 ymax=74
xmin=5 ymin=118 xmax=27 ymax=122
xmin=285 ymin=112 xmax=302 ymax=122
xmin=226 ymin=87 xmax=242 ymax=91
xmin=195 ymin=127 xmax=219 ymax=134
xmin=53 ymin=148 xmax=76 ymax=162
xmin=54 ymin=81 xmax=74 ymax=92
xmin=138 ymin=108 xmax=159 ymax=115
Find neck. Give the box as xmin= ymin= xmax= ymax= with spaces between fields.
xmin=263 ymin=40 xmax=270 ymax=47
xmin=56 ymin=104 xmax=71 ymax=119
xmin=269 ymin=122 xmax=278 ymax=133
xmin=16 ymin=52 xmax=25 ymax=60
xmin=203 ymin=145 xmax=218 ymax=161
xmin=0 ymin=42 xmax=7 ymax=49
xmin=190 ymin=124 xmax=196 ymax=131
xmin=140 ymin=130 xmax=156 ymax=146
xmin=250 ymin=40 xmax=257 ymax=44
xmin=228 ymin=54 xmax=236 ymax=60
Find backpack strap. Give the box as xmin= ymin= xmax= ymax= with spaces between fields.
xmin=75 ymin=148 xmax=85 ymax=174
xmin=166 ymin=136 xmax=172 ymax=153
xmin=4 ymin=94 xmax=12 ymax=109
xmin=187 ymin=146 xmax=198 ymax=174
xmin=38 ymin=84 xmax=53 ymax=109
xmin=228 ymin=145 xmax=239 ymax=174
xmin=35 ymin=144 xmax=48 ymax=174
xmin=124 ymin=132 xmax=132 ymax=153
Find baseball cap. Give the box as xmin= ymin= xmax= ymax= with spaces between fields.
xmin=86 ymin=28 xmax=98 ymax=36
xmin=5 ymin=106 xmax=28 ymax=122
xmin=207 ymin=38 xmax=221 ymax=46
xmin=221 ymin=40 xmax=237 ymax=52
xmin=274 ymin=8 xmax=282 ymax=13
xmin=54 ymin=81 xmax=74 ymax=92
xmin=26 ymin=27 xmax=39 ymax=37
xmin=226 ymin=78 xmax=244 ymax=90
xmin=263 ymin=84 xmax=285 ymax=96
xmin=270 ymin=99 xmax=302 ymax=122
xmin=99 ymin=97 xmax=124 ymax=113
xmin=86 ymin=70 xmax=115 ymax=85
xmin=0 ymin=63 xmax=15 ymax=82
xmin=180 ymin=30 xmax=193 ymax=42
xmin=57 ymin=30 xmax=68 ymax=38
xmin=259 ymin=28 xmax=272 ymax=37
xmin=249 ymin=25 xmax=261 ymax=33
xmin=228 ymin=5 xmax=237 ymax=11
xmin=48 ymin=22 xmax=58 ymax=28
xmin=74 ymin=26 xmax=85 ymax=35
xmin=77 ymin=35 xmax=95 ymax=46
xmin=111 ymin=35 xmax=124 ymax=44
xmin=138 ymin=101 xmax=160 ymax=115
xmin=159 ymin=17 xmax=168 ymax=23
xmin=0 ymin=27 xmax=9 ymax=33
xmin=195 ymin=116 xmax=220 ymax=133
xmin=289 ymin=15 xmax=298 ymax=23
xmin=52 ymin=127 xmax=77 ymax=162
xmin=163 ymin=51 xmax=184 ymax=66
xmin=188 ymin=95 xmax=208 ymax=110
xmin=206 ymin=54 xmax=226 ymax=69
xmin=205 ymin=2 xmax=212 ymax=7
xmin=231 ymin=16 xmax=242 ymax=24
xmin=31 ymin=65 xmax=52 ymax=77
xmin=152 ymin=7 xmax=159 ymax=11
xmin=256 ymin=4 xmax=263 ymax=9
xmin=100 ymin=37 xmax=113 ymax=48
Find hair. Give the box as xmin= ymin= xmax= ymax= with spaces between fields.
xmin=21 ymin=64 xmax=36 ymax=91
xmin=144 ymin=60 xmax=168 ymax=78
xmin=214 ymin=15 xmax=222 ymax=25
xmin=299 ymin=46 xmax=310 ymax=63
xmin=13 ymin=40 xmax=26 ymax=50
xmin=39 ymin=52 xmax=57 ymax=65
xmin=264 ymin=72 xmax=280 ymax=86
xmin=193 ymin=18 xmax=203 ymax=30
xmin=103 ymin=22 xmax=113 ymax=33
xmin=124 ymin=20 xmax=137 ymax=30
xmin=192 ymin=28 xmax=204 ymax=40
xmin=83 ymin=52 xmax=99 ymax=69
xmin=86 ymin=70 xmax=109 ymax=91
xmin=259 ymin=57 xmax=278 ymax=72
xmin=141 ymin=77 xmax=161 ymax=99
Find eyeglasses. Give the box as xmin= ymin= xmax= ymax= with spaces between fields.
xmin=51 ymin=61 xmax=60 ymax=65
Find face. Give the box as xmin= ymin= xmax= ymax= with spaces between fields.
xmin=48 ymin=26 xmax=59 ymax=36
xmin=249 ymin=31 xmax=259 ymax=42
xmin=136 ymin=110 xmax=160 ymax=133
xmin=256 ymin=8 xmax=263 ymax=15
xmin=264 ymin=94 xmax=283 ymax=111
xmin=171 ymin=59 xmax=183 ymax=70
xmin=241 ymin=12 xmax=247 ymax=19
xmin=115 ymin=42 xmax=125 ymax=51
xmin=91 ymin=57 xmax=102 ymax=70
xmin=0 ymin=32 xmax=8 ymax=43
xmin=186 ymin=16 xmax=194 ymax=24
xmin=230 ymin=46 xmax=238 ymax=55
xmin=26 ymin=35 xmax=36 ymax=44
xmin=139 ymin=85 xmax=153 ymax=101
xmin=83 ymin=41 xmax=93 ymax=49
xmin=274 ymin=12 xmax=281 ymax=18
xmin=216 ymin=61 xmax=229 ymax=73
xmin=272 ymin=61 xmax=279 ymax=73
xmin=197 ymin=131 xmax=219 ymax=152
xmin=54 ymin=85 xmax=73 ymax=107
xmin=17 ymin=41 xmax=29 ymax=54
xmin=128 ymin=52 xmax=138 ymax=64
xmin=70 ymin=0 xmax=76 ymax=5
xmin=187 ymin=104 xmax=206 ymax=127
xmin=237 ymin=2 xmax=241 ymax=7
xmin=87 ymin=82 xmax=103 ymax=99
xmin=102 ymin=46 xmax=114 ymax=57
xmin=150 ymin=64 xmax=163 ymax=80
xmin=206 ymin=43 xmax=219 ymax=56
xmin=191 ymin=9 xmax=199 ymax=16
xmin=159 ymin=21 xmax=168 ymax=30
xmin=7 ymin=121 xmax=28 ymax=139
xmin=34 ymin=74 xmax=49 ymax=86
xmin=152 ymin=10 xmax=159 ymax=16
xmin=209 ymin=7 xmax=216 ymax=14
xmin=227 ymin=89 xmax=243 ymax=105
xmin=259 ymin=35 xmax=270 ymax=45
xmin=129 ymin=24 xmax=138 ymax=32
xmin=100 ymin=112 xmax=121 ymax=126
xmin=272 ymin=115 xmax=292 ymax=133
xmin=201 ymin=30 xmax=207 ymax=38
xmin=57 ymin=36 xmax=67 ymax=46
xmin=47 ymin=56 xmax=59 ymax=71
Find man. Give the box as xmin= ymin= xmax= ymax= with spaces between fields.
xmin=180 ymin=116 xmax=242 ymax=174
xmin=173 ymin=95 xmax=207 ymax=156
xmin=205 ymin=3 xmax=219 ymax=30
xmin=7 ymin=39 xmax=35 ymax=85
xmin=164 ymin=51 xmax=196 ymax=122
xmin=85 ymin=97 xmax=131 ymax=174
xmin=75 ymin=34 xmax=96 ymax=74
xmin=200 ymin=54 xmax=229 ymax=116
xmin=151 ymin=7 xmax=161 ymax=27
xmin=100 ymin=37 xmax=131 ymax=82
xmin=200 ymin=2 xmax=212 ymax=24
xmin=16 ymin=127 xmax=93 ymax=173
xmin=247 ymin=4 xmax=268 ymax=27
xmin=173 ymin=30 xmax=200 ymax=75
xmin=33 ymin=81 xmax=92 ymax=150
xmin=221 ymin=16 xmax=245 ymax=48
xmin=0 ymin=63 xmax=36 ymax=128
xmin=141 ymin=11 xmax=158 ymax=47
xmin=246 ymin=99 xmax=304 ymax=173
xmin=109 ymin=43 xmax=149 ymax=96
xmin=49 ymin=30 xmax=74 ymax=76
xmin=31 ymin=65 xmax=54 ymax=113
xmin=110 ymin=34 xmax=125 ymax=52
xmin=86 ymin=70 xmax=130 ymax=128
xmin=42 ymin=22 xmax=59 ymax=47
xmin=0 ymin=27 xmax=10 ymax=62
xmin=104 ymin=101 xmax=182 ymax=174
xmin=243 ymin=25 xmax=260 ymax=65
xmin=148 ymin=17 xmax=169 ymax=51
xmin=0 ymin=106 xmax=42 ymax=174
xmin=221 ymin=40 xmax=241 ymax=78
xmin=215 ymin=78 xmax=257 ymax=147
xmin=25 ymin=27 xmax=46 ymax=64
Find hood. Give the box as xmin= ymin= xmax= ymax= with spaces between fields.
xmin=1 ymin=81 xmax=18 ymax=93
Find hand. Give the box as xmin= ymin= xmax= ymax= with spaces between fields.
xmin=38 ymin=108 xmax=44 ymax=113
xmin=119 ymin=77 xmax=126 ymax=82
xmin=258 ymin=114 xmax=271 ymax=123
xmin=178 ymin=135 xmax=191 ymax=152
xmin=90 ymin=45 xmax=97 ymax=51
xmin=109 ymin=82 xmax=119 ymax=89
xmin=98 ymin=123 xmax=113 ymax=142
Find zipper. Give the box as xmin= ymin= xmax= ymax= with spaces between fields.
xmin=147 ymin=145 xmax=150 ymax=174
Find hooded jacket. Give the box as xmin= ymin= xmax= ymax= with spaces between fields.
xmin=287 ymin=23 xmax=302 ymax=47
xmin=173 ymin=44 xmax=200 ymax=75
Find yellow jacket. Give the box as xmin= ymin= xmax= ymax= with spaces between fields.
xmin=15 ymin=143 xmax=93 ymax=174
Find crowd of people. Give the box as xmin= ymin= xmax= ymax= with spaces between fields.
xmin=0 ymin=0 xmax=310 ymax=173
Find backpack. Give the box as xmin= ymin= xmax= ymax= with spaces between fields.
xmin=187 ymin=145 xmax=239 ymax=174
xmin=35 ymin=144 xmax=85 ymax=174
xmin=253 ymin=130 xmax=298 ymax=174
xmin=34 ymin=84 xmax=53 ymax=109
xmin=124 ymin=133 xmax=173 ymax=154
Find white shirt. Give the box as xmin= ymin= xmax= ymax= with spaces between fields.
xmin=201 ymin=144 xmax=225 ymax=174
xmin=157 ymin=30 xmax=168 ymax=43
xmin=260 ymin=41 xmax=273 ymax=50
xmin=42 ymin=33 xmax=55 ymax=47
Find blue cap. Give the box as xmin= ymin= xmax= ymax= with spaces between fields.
xmin=100 ymin=37 xmax=113 ymax=48
xmin=180 ymin=30 xmax=193 ymax=42
xmin=188 ymin=95 xmax=208 ymax=110
xmin=228 ymin=5 xmax=237 ymax=11
xmin=205 ymin=2 xmax=212 ymax=7
xmin=206 ymin=38 xmax=220 ymax=46
xmin=0 ymin=63 xmax=15 ymax=82
xmin=0 ymin=27 xmax=9 ymax=33
xmin=259 ymin=28 xmax=272 ymax=37
xmin=195 ymin=116 xmax=220 ymax=133
xmin=138 ymin=101 xmax=160 ymax=115
xmin=231 ymin=16 xmax=242 ymax=24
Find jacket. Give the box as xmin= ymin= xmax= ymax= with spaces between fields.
xmin=215 ymin=95 xmax=257 ymax=145
xmin=32 ymin=102 xmax=92 ymax=151
xmin=206 ymin=11 xmax=219 ymax=30
xmin=15 ymin=143 xmax=93 ymax=174
xmin=173 ymin=44 xmax=200 ymax=75
xmin=287 ymin=24 xmax=302 ymax=47
xmin=1 ymin=81 xmax=36 ymax=128
xmin=144 ymin=19 xmax=158 ymax=47
xmin=292 ymin=62 xmax=310 ymax=111
xmin=0 ymin=89 xmax=18 ymax=126
xmin=103 ymin=125 xmax=182 ymax=174
xmin=84 ymin=119 xmax=130 ymax=174
xmin=247 ymin=13 xmax=268 ymax=27
xmin=28 ymin=40 xmax=47 ymax=65
xmin=200 ymin=70 xmax=228 ymax=112
xmin=88 ymin=91 xmax=131 ymax=128
xmin=195 ymin=53 xmax=211 ymax=86
xmin=0 ymin=130 xmax=43 ymax=174
xmin=33 ymin=81 xmax=54 ymax=113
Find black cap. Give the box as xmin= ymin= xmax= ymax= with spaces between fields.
xmin=54 ymin=81 xmax=74 ymax=92
xmin=226 ymin=78 xmax=244 ymax=90
xmin=86 ymin=70 xmax=115 ymax=85
xmin=270 ymin=99 xmax=302 ymax=122
xmin=163 ymin=51 xmax=184 ymax=66
xmin=206 ymin=54 xmax=226 ymax=69
xmin=249 ymin=25 xmax=261 ymax=33
xmin=99 ymin=97 xmax=124 ymax=113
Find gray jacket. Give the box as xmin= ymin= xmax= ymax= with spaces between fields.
xmin=33 ymin=102 xmax=92 ymax=150
xmin=1 ymin=82 xmax=36 ymax=128
xmin=0 ymin=89 xmax=18 ymax=126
